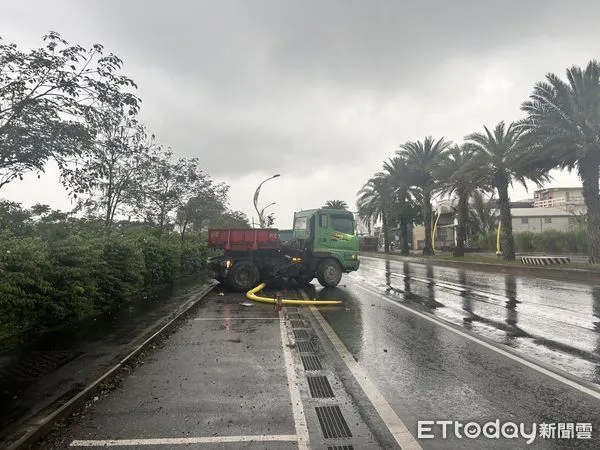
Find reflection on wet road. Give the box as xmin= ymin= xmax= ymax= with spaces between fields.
xmin=356 ymin=257 xmax=600 ymax=386
xmin=303 ymin=256 xmax=600 ymax=449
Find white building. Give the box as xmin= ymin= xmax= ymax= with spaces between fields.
xmin=533 ymin=186 xmax=584 ymax=210
xmin=510 ymin=207 xmax=585 ymax=233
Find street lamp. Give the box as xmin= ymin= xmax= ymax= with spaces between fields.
xmin=253 ymin=174 xmax=280 ymax=228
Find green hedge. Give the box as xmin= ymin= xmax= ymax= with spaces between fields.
xmin=469 ymin=228 xmax=587 ymax=254
xmin=0 ymin=226 xmax=208 ymax=339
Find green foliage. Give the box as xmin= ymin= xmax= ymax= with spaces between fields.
xmin=470 ymin=229 xmax=588 ymax=254
xmin=0 ymin=207 xmax=210 ymax=339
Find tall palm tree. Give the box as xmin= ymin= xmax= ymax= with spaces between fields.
xmin=357 ymin=174 xmax=393 ymax=253
xmin=465 ymin=121 xmax=548 ymax=261
xmin=519 ymin=60 xmax=600 ymax=263
xmin=468 ymin=190 xmax=497 ymax=238
xmin=437 ymin=144 xmax=491 ymax=256
xmin=382 ymin=156 xmax=421 ymax=255
xmin=323 ymin=200 xmax=348 ymax=210
xmin=397 ymin=136 xmax=451 ymax=255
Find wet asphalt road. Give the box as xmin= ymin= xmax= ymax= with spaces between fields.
xmin=35 ymin=257 xmax=600 ymax=449
xmin=303 ymin=256 xmax=600 ymax=449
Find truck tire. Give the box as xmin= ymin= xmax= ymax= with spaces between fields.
xmin=317 ymin=259 xmax=342 ymax=288
xmin=294 ymin=274 xmax=314 ymax=286
xmin=227 ymin=261 xmax=260 ymax=292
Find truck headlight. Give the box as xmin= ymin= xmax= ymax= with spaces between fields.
xmin=222 ymin=260 xmax=232 ymax=268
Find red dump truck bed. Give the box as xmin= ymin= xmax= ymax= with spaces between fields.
xmin=207 ymin=228 xmax=280 ymax=251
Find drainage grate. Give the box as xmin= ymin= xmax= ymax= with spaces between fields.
xmin=327 ymin=446 xmax=355 ymax=450
xmin=287 ymin=313 xmax=302 ymax=320
xmin=307 ymin=375 xmax=334 ymax=398
xmin=290 ymin=319 xmax=306 ymax=328
xmin=296 ymin=341 xmax=315 ymax=353
xmin=316 ymin=405 xmax=352 ymax=439
xmin=301 ymin=355 xmax=323 ymax=371
xmin=293 ymin=329 xmax=310 ymax=339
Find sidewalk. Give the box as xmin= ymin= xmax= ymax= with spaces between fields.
xmin=0 ymin=275 xmax=217 ymax=448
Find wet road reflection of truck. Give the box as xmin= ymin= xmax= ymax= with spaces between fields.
xmin=207 ymin=208 xmax=360 ymax=291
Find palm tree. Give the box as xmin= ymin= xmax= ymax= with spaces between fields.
xmin=323 ymin=200 xmax=348 ymax=210
xmin=465 ymin=121 xmax=548 ymax=261
xmin=468 ymin=190 xmax=497 ymax=238
xmin=437 ymin=144 xmax=491 ymax=256
xmin=357 ymin=175 xmax=393 ymax=253
xmin=519 ymin=60 xmax=600 ymax=263
xmin=397 ymin=136 xmax=451 ymax=255
xmin=382 ymin=156 xmax=421 ymax=255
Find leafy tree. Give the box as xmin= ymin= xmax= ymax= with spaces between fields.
xmin=63 ymin=115 xmax=157 ymax=228
xmin=519 ymin=60 xmax=600 ymax=263
xmin=210 ymin=209 xmax=250 ymax=228
xmin=323 ymin=200 xmax=348 ymax=210
xmin=175 ymin=181 xmax=229 ymax=243
xmin=397 ymin=136 xmax=451 ymax=255
xmin=465 ymin=122 xmax=548 ymax=260
xmin=0 ymin=32 xmax=139 ymax=189
xmin=141 ymin=149 xmax=190 ymax=234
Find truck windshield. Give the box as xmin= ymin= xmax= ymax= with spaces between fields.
xmin=294 ymin=216 xmax=307 ymax=230
xmin=331 ymin=215 xmax=354 ymax=235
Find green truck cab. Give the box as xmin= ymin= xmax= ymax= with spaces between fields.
xmin=206 ymin=208 xmax=360 ymax=291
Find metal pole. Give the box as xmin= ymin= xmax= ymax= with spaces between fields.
xmin=253 ymin=174 xmax=280 ymax=228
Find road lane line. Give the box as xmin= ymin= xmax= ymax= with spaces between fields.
xmin=353 ymin=282 xmax=600 ymax=401
xmin=279 ymin=309 xmax=310 ymax=449
xmin=193 ymin=317 xmax=283 ymax=321
xmin=301 ymin=295 xmax=422 ymax=450
xmin=70 ymin=435 xmax=298 ymax=446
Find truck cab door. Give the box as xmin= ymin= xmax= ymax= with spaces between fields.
xmin=305 ymin=215 xmax=316 ymax=251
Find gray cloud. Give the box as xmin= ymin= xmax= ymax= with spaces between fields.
xmin=0 ymin=0 xmax=596 ymax=225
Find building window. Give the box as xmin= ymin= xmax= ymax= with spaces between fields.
xmin=544 ymin=217 xmax=552 ymax=224
xmin=521 ymin=218 xmax=529 ymax=224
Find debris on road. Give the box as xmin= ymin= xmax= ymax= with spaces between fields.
xmin=240 ymin=301 xmax=254 ymax=307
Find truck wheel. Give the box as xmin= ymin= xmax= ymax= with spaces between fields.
xmin=317 ymin=259 xmax=342 ymax=288
xmin=227 ymin=261 xmax=260 ymax=292
xmin=294 ymin=274 xmax=314 ymax=286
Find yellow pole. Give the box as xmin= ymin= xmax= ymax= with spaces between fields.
xmin=432 ymin=208 xmax=441 ymax=255
xmin=496 ymin=220 xmax=502 ymax=255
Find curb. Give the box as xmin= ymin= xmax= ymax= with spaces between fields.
xmin=361 ymin=252 xmax=600 ymax=284
xmin=3 ymin=280 xmax=218 ymax=450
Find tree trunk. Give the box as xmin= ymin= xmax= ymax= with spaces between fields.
xmin=382 ymin=211 xmax=390 ymax=253
xmin=422 ymin=190 xmax=433 ymax=255
xmin=453 ymin=190 xmax=469 ymax=257
xmin=580 ymin=155 xmax=600 ymax=263
xmin=400 ymin=218 xmax=410 ymax=256
xmin=496 ymin=175 xmax=516 ymax=261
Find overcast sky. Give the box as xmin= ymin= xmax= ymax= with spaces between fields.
xmin=1 ymin=1 xmax=597 ymax=228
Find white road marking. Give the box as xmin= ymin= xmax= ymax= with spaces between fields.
xmin=301 ymin=294 xmax=422 ymax=450
xmin=279 ymin=309 xmax=310 ymax=450
xmin=353 ymin=283 xmax=600 ymax=401
xmin=193 ymin=317 xmax=283 ymax=321
xmin=70 ymin=435 xmax=297 ymax=446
